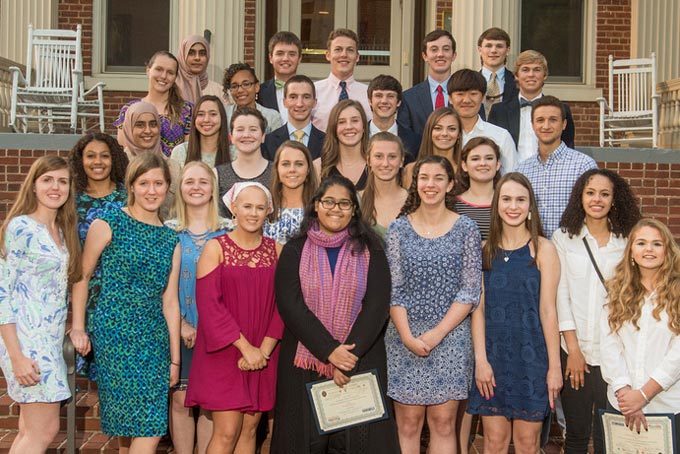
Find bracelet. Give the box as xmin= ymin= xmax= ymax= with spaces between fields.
xmin=638 ymin=388 xmax=650 ymax=403
xmin=171 ymin=361 xmax=180 ymax=366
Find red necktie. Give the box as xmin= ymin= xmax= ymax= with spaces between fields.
xmin=435 ymin=85 xmax=445 ymax=109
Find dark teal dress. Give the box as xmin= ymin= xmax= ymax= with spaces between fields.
xmin=92 ymin=207 xmax=178 ymax=436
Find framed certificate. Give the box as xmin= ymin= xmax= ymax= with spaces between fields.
xmin=601 ymin=410 xmax=676 ymax=454
xmin=306 ymin=369 xmax=389 ymax=435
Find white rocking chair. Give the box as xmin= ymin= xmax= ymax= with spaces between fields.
xmin=596 ymin=53 xmax=659 ymax=148
xmin=9 ymin=24 xmax=106 ymax=133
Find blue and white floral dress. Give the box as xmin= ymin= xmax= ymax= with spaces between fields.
xmin=264 ymin=207 xmax=304 ymax=244
xmin=0 ymin=215 xmax=71 ymax=403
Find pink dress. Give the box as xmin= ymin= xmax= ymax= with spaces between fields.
xmin=185 ymin=234 xmax=283 ymax=412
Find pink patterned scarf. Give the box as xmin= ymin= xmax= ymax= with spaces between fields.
xmin=295 ymin=222 xmax=370 ymax=377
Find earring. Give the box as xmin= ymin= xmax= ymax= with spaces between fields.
xmin=631 ymin=257 xmax=636 ymax=266
xmin=528 ymin=211 xmax=532 ymax=221
xmin=232 ymin=213 xmax=238 ymax=226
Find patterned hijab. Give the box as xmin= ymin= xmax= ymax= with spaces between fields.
xmin=176 ymin=35 xmax=211 ymax=104
xmin=121 ymin=101 xmax=162 ymax=157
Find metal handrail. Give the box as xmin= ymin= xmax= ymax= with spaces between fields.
xmin=62 ymin=335 xmax=76 ymax=454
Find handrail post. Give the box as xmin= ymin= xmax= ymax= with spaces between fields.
xmin=62 ymin=335 xmax=76 ymax=454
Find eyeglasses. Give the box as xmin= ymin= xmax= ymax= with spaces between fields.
xmin=319 ymin=198 xmax=353 ymax=211
xmin=229 ymin=80 xmax=256 ymax=91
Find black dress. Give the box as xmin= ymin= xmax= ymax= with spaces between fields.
xmin=271 ymin=236 xmax=400 ymax=454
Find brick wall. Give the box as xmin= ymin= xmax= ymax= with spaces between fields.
xmin=244 ymin=0 xmax=257 ymax=67
xmin=58 ymin=0 xmax=94 ymax=76
xmin=436 ymin=0 xmax=453 ymax=30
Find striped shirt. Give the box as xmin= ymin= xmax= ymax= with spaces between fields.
xmin=517 ymin=142 xmax=598 ymax=238
xmin=454 ymin=197 xmax=491 ymax=241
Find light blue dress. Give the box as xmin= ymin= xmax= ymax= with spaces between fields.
xmin=384 ymin=215 xmax=482 ymax=405
xmin=0 ymin=216 xmax=71 ymax=403
xmin=264 ymin=207 xmax=304 ymax=244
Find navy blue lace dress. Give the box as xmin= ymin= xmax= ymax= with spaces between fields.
xmin=468 ymin=243 xmax=551 ymax=421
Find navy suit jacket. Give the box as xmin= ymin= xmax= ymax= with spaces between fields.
xmin=478 ymin=68 xmax=519 ymax=121
xmin=487 ymin=95 xmax=576 ymax=148
xmin=261 ymin=123 xmax=326 ymax=161
xmin=397 ymin=80 xmax=433 ymax=134
xmin=257 ymin=79 xmax=279 ymax=111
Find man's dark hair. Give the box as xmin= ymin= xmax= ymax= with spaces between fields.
xmin=268 ymin=31 xmax=302 ymax=54
xmin=421 ymin=29 xmax=456 ymax=54
xmin=284 ymin=74 xmax=316 ymax=98
xmin=367 ymin=74 xmax=403 ymax=102
xmin=531 ymin=95 xmax=566 ymax=121
xmin=447 ymin=69 xmax=487 ymax=93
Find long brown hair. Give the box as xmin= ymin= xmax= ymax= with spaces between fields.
xmin=399 ymin=155 xmax=457 ymax=217
xmin=418 ymin=106 xmax=462 ymax=169
xmin=483 ymin=172 xmax=543 ymax=270
xmin=0 ymin=156 xmax=82 ymax=285
xmin=147 ymin=51 xmax=185 ymax=126
xmin=455 ymin=136 xmax=501 ymax=195
xmin=185 ymin=95 xmax=230 ymax=167
xmin=125 ymin=153 xmax=172 ymax=208
xmin=320 ymin=99 xmax=369 ymax=179
xmin=361 ymin=132 xmax=406 ymax=226
xmin=606 ymin=218 xmax=680 ymax=335
xmin=269 ymin=141 xmax=318 ymax=222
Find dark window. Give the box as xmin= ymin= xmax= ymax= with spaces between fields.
xmin=105 ymin=0 xmax=170 ymax=72
xmin=521 ymin=0 xmax=583 ymax=81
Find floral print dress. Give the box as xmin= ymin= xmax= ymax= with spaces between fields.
xmin=0 ymin=216 xmax=71 ymax=403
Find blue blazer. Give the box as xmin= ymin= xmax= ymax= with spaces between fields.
xmin=487 ymin=95 xmax=576 ymax=148
xmin=478 ymin=68 xmax=519 ymax=121
xmin=261 ymin=123 xmax=326 ymax=161
xmin=397 ymin=80 xmax=433 ymax=134
xmin=257 ymin=79 xmax=279 ymax=111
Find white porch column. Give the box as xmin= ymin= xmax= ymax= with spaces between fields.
xmin=176 ymin=0 xmax=245 ymax=82
xmin=0 ymin=0 xmax=58 ymax=64
xmin=450 ymin=0 xmax=520 ymax=72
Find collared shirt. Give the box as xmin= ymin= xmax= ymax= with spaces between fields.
xmin=225 ymin=103 xmax=284 ymax=135
xmin=481 ymin=66 xmax=507 ymax=97
xmin=553 ymin=226 xmax=627 ymax=365
xmin=427 ymin=75 xmax=451 ymax=109
xmin=517 ymin=142 xmax=598 ymax=238
xmin=518 ymin=93 xmax=543 ymax=162
xmin=312 ymin=73 xmax=372 ymax=132
xmin=368 ymin=120 xmax=398 ymax=137
xmin=274 ymin=81 xmax=288 ymax=123
xmin=600 ymin=292 xmax=680 ymax=414
xmin=462 ymin=117 xmax=519 ymax=174
xmin=286 ymin=121 xmax=313 ymax=147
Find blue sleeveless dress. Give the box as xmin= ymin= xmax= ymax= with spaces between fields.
xmin=468 ymin=243 xmax=550 ymax=421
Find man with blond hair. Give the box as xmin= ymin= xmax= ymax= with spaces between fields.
xmin=488 ymin=50 xmax=575 ymax=162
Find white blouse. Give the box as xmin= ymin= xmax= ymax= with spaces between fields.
xmin=553 ymin=227 xmax=626 ymax=365
xmin=600 ymin=293 xmax=680 ymax=414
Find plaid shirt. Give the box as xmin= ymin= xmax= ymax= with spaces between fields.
xmin=517 ymin=142 xmax=598 ymax=238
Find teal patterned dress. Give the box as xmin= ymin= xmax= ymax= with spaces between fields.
xmin=75 ymin=185 xmax=127 ymax=379
xmin=92 ymin=207 xmax=177 ymax=436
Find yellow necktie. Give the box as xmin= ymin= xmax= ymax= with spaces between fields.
xmin=485 ymin=72 xmax=501 ymax=117
xmin=293 ymin=130 xmax=305 ymax=143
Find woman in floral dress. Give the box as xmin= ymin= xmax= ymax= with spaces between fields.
xmin=0 ymin=156 xmax=82 ymax=453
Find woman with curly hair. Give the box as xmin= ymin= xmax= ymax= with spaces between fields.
xmin=385 ymin=155 xmax=482 ymax=454
xmin=600 ymin=218 xmax=680 ymax=438
xmin=0 ymin=156 xmax=81 ymax=453
xmin=402 ymin=107 xmax=462 ymax=189
xmin=171 ymin=95 xmax=231 ymax=169
xmin=552 ymin=168 xmax=640 ymax=453
xmin=68 ymin=132 xmax=129 ymax=379
xmin=114 ymin=51 xmax=193 ymax=157
xmin=360 ymin=132 xmax=408 ymax=240
xmin=467 ymin=172 xmax=562 ymax=454
xmin=313 ymin=99 xmax=370 ymax=190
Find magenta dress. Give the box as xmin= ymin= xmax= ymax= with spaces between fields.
xmin=185 ymin=234 xmax=283 ymax=412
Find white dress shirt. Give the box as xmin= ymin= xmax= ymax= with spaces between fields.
xmin=312 ymin=73 xmax=372 ymax=132
xmin=275 ymin=83 xmax=288 ymax=123
xmin=368 ymin=120 xmax=398 ymax=137
xmin=427 ymin=75 xmax=451 ymax=108
xmin=600 ymin=293 xmax=680 ymax=414
xmin=518 ymin=93 xmax=542 ymax=162
xmin=553 ymin=227 xmax=627 ymax=365
xmin=462 ymin=117 xmax=519 ymax=173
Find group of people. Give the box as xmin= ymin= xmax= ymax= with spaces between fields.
xmin=0 ymin=24 xmax=678 ymax=454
